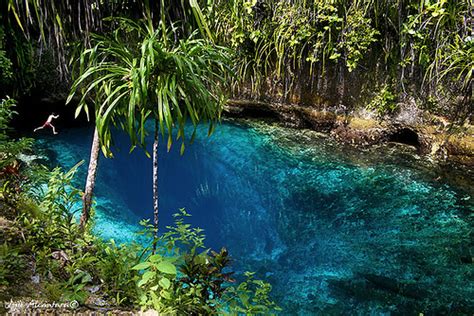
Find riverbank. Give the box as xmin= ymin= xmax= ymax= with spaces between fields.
xmin=224 ymin=99 xmax=474 ymax=166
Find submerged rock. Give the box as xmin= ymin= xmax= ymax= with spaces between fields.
xmin=361 ymin=273 xmax=429 ymax=300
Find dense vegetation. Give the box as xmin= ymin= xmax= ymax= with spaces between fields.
xmin=0 ymin=99 xmax=281 ymax=313
xmin=0 ymin=1 xmax=280 ymax=313
xmin=211 ymin=0 xmax=472 ymax=109
xmin=1 ymin=0 xmax=472 ymax=118
xmin=0 ymin=0 xmax=472 ymax=314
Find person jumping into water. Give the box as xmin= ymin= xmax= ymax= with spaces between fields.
xmin=34 ymin=113 xmax=60 ymax=134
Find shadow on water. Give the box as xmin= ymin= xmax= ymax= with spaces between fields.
xmin=37 ymin=119 xmax=473 ymax=315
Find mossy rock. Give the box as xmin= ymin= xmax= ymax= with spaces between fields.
xmin=446 ymin=134 xmax=474 ymax=156
xmin=0 ymin=216 xmax=20 ymax=241
xmin=347 ymin=117 xmax=382 ymax=130
xmin=299 ymin=109 xmax=337 ymax=132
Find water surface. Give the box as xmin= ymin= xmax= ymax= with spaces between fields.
xmin=38 ymin=119 xmax=473 ymax=315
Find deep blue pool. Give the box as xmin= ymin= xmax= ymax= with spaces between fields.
xmin=37 ymin=119 xmax=473 ymax=315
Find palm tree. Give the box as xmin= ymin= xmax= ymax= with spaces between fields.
xmin=6 ymin=0 xmax=219 ymax=231
xmin=68 ymin=18 xmax=231 ymax=241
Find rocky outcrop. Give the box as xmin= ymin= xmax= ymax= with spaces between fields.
xmin=224 ymin=99 xmax=474 ymax=166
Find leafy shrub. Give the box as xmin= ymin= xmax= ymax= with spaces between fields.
xmin=0 ymin=25 xmax=13 ymax=86
xmin=367 ymin=85 xmax=398 ymax=117
xmin=0 ymin=97 xmax=33 ymax=170
xmin=95 ymin=240 xmax=141 ymax=305
xmin=133 ymin=209 xmax=281 ymax=314
xmin=225 ymin=271 xmax=280 ymax=314
xmin=16 ymin=162 xmax=85 ymax=253
xmin=61 ymin=270 xmax=93 ymax=304
xmin=337 ymin=8 xmax=378 ymax=72
xmin=0 ymin=50 xmax=13 ymax=85
xmin=0 ymin=243 xmax=26 ymax=286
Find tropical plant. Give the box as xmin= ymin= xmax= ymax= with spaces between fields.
xmin=0 ymin=242 xmax=26 ymax=286
xmin=3 ymin=0 xmax=219 ymax=231
xmin=367 ymin=85 xmax=398 ymax=117
xmin=0 ymin=97 xmax=33 ymax=171
xmin=134 ymin=210 xmax=233 ymax=313
xmin=225 ymin=271 xmax=281 ymax=314
xmin=95 ymin=239 xmax=142 ymax=305
xmin=210 ymin=0 xmax=471 ymax=112
xmin=132 ymin=209 xmax=280 ymax=314
xmin=68 ymin=16 xmax=232 ymax=238
xmin=0 ymin=24 xmax=13 ymax=87
xmin=16 ymin=162 xmax=85 ymax=252
xmin=337 ymin=7 xmax=378 ymax=72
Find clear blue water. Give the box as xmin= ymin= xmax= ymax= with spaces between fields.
xmin=37 ymin=119 xmax=473 ymax=315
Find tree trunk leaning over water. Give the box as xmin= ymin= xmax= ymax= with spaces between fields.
xmin=152 ymin=120 xmax=159 ymax=253
xmin=80 ymin=127 xmax=100 ymax=230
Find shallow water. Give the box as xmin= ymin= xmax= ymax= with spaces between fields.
xmin=37 ymin=119 xmax=473 ymax=315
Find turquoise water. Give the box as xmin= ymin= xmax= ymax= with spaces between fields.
xmin=37 ymin=120 xmax=473 ymax=315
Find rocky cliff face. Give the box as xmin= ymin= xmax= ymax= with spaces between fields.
xmin=225 ymin=99 xmax=474 ymax=166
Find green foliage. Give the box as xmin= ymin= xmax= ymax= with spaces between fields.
xmin=68 ymin=18 xmax=232 ymax=157
xmin=211 ymin=0 xmax=471 ymax=109
xmin=159 ymin=208 xmax=206 ymax=254
xmin=0 ymin=243 xmax=26 ymax=286
xmin=5 ymin=0 xmax=216 ymax=78
xmin=435 ymin=35 xmax=473 ymax=91
xmin=0 ymin=25 xmax=13 ymax=85
xmin=367 ymin=85 xmax=398 ymax=117
xmin=225 ymin=271 xmax=281 ymax=315
xmin=0 ymin=97 xmax=33 ymax=169
xmin=133 ymin=252 xmax=179 ymax=313
xmin=5 ymin=161 xmax=140 ymax=306
xmin=133 ymin=209 xmax=280 ymax=314
xmin=61 ymin=270 xmax=93 ymax=304
xmin=3 ymin=0 xmax=471 ymax=112
xmin=337 ymin=8 xmax=378 ymax=72
xmin=0 ymin=97 xmax=17 ymax=140
xmin=16 ymin=162 xmax=85 ymax=252
xmin=95 ymin=240 xmax=142 ymax=305
xmin=305 ymin=1 xmax=343 ymax=67
xmin=212 ymin=0 xmax=376 ymax=93
xmin=136 ymin=210 xmax=237 ymax=313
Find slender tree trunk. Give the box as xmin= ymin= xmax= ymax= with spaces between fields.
xmin=152 ymin=119 xmax=159 ymax=253
xmin=338 ymin=62 xmax=346 ymax=106
xmin=80 ymin=127 xmax=100 ymax=230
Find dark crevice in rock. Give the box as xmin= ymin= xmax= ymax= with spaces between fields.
xmin=237 ymin=106 xmax=281 ymax=121
xmin=224 ymin=100 xmax=281 ymax=122
xmin=387 ymin=128 xmax=420 ymax=148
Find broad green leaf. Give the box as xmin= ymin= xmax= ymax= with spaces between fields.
xmin=148 ymin=254 xmax=162 ymax=263
xmin=132 ymin=262 xmax=152 ymax=270
xmin=160 ymin=290 xmax=171 ymax=300
xmin=150 ymin=291 xmax=160 ymax=310
xmin=156 ymin=261 xmax=176 ymax=275
xmin=137 ymin=271 xmax=155 ymax=287
xmin=159 ymin=277 xmax=171 ymax=289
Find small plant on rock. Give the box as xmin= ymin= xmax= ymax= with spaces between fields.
xmin=367 ymin=85 xmax=398 ymax=117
